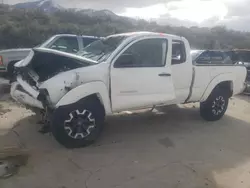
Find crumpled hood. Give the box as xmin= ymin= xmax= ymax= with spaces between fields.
xmin=15 ymin=47 xmax=97 ymax=68
xmin=14 ymin=47 xmax=98 ymax=83
xmin=33 ymin=47 xmax=98 ymax=63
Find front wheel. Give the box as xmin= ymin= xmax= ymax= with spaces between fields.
xmin=51 ymin=96 xmax=105 ymax=148
xmin=200 ymin=88 xmax=229 ymax=121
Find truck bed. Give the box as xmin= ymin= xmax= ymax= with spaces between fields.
xmin=189 ymin=64 xmax=247 ymax=102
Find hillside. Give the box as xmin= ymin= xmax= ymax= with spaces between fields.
xmin=1 ymin=3 xmax=250 ymax=50
xmin=13 ymin=0 xmax=64 ymax=12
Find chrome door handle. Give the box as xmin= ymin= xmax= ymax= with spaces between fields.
xmin=158 ymin=73 xmax=171 ymax=77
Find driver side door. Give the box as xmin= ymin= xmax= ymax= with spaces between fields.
xmin=110 ymin=38 xmax=176 ymax=112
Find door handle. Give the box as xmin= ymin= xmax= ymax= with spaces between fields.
xmin=158 ymin=73 xmax=171 ymax=77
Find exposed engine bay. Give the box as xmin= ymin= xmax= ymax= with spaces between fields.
xmin=12 ymin=48 xmax=99 ymax=110
xmin=16 ymin=49 xmax=91 ymax=83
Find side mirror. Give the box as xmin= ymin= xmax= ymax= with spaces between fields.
xmin=114 ymin=54 xmax=136 ymax=68
xmin=171 ymin=55 xmax=181 ymax=64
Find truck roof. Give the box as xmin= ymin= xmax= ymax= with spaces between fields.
xmin=52 ymin=34 xmax=101 ymax=39
xmin=108 ymin=31 xmax=179 ymax=39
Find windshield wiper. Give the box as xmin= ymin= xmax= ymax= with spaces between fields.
xmin=97 ymin=52 xmax=112 ymax=61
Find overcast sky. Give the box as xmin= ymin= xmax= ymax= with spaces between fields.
xmin=4 ymin=0 xmax=250 ymax=31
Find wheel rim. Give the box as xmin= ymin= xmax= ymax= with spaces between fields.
xmin=211 ymin=96 xmax=226 ymax=115
xmin=64 ymin=109 xmax=96 ymax=139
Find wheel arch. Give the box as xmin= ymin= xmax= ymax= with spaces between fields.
xmin=55 ymin=81 xmax=112 ymax=115
xmin=7 ymin=60 xmax=20 ymax=73
xmin=215 ymin=81 xmax=233 ymax=97
xmin=201 ymin=73 xmax=234 ymax=102
xmin=7 ymin=60 xmax=20 ymax=68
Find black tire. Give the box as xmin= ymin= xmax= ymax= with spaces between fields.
xmin=51 ymin=96 xmax=105 ymax=148
xmin=200 ymin=88 xmax=229 ymax=121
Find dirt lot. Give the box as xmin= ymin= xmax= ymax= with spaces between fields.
xmin=0 ymin=85 xmax=250 ymax=188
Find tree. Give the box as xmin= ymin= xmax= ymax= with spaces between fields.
xmin=1 ymin=4 xmax=250 ymax=50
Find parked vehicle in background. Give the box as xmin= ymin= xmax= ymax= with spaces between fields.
xmin=191 ymin=50 xmax=233 ymax=65
xmin=225 ymin=49 xmax=250 ymax=93
xmin=0 ymin=34 xmax=100 ymax=77
xmin=11 ymin=32 xmax=247 ymax=148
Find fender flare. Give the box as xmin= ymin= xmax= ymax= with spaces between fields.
xmin=55 ymin=81 xmax=112 ymax=114
xmin=200 ymin=73 xmax=234 ymax=102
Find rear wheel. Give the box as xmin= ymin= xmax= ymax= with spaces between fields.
xmin=51 ymin=96 xmax=105 ymax=148
xmin=200 ymin=88 xmax=229 ymax=121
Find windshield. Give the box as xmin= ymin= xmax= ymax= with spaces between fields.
xmin=34 ymin=36 xmax=55 ymax=48
xmin=191 ymin=50 xmax=203 ymax=60
xmin=79 ymin=36 xmax=127 ymax=62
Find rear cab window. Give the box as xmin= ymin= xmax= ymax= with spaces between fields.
xmin=171 ymin=40 xmax=186 ymax=65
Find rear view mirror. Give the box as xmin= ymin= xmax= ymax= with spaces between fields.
xmin=114 ymin=54 xmax=136 ymax=68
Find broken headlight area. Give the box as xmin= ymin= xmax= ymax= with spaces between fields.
xmin=16 ymin=84 xmax=30 ymax=96
xmin=15 ymin=67 xmax=38 ymax=88
xmin=37 ymin=88 xmax=53 ymax=109
xmin=11 ymin=82 xmax=54 ymax=110
xmin=11 ymin=82 xmax=43 ymax=109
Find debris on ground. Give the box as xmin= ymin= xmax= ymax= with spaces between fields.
xmin=0 ymin=147 xmax=29 ymax=179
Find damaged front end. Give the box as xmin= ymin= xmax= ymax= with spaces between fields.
xmin=11 ymin=76 xmax=45 ymax=109
xmin=11 ymin=48 xmax=97 ymax=111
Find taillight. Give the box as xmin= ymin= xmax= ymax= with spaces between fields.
xmin=0 ymin=56 xmax=3 ymax=65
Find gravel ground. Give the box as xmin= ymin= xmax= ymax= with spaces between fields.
xmin=0 ymin=83 xmax=250 ymax=188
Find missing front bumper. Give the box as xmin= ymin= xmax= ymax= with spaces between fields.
xmin=10 ymin=82 xmax=44 ymax=109
xmin=10 ymin=75 xmax=54 ymax=110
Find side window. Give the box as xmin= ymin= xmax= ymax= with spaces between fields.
xmin=196 ymin=51 xmax=211 ymax=64
xmin=50 ymin=37 xmax=79 ymax=53
xmin=114 ymin=38 xmax=167 ymax=68
xmin=82 ymin=37 xmax=98 ymax=47
xmin=171 ymin=40 xmax=186 ymax=65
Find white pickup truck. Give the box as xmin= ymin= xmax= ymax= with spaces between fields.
xmin=0 ymin=34 xmax=100 ymax=77
xmin=11 ymin=32 xmax=247 ymax=148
